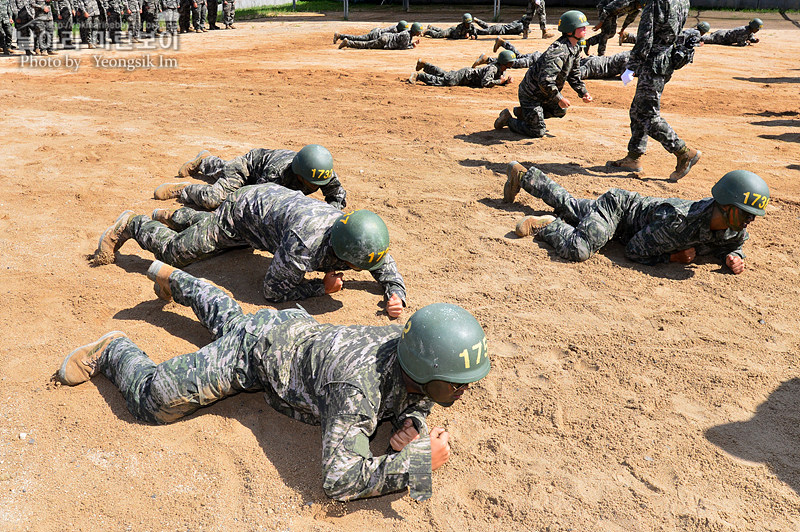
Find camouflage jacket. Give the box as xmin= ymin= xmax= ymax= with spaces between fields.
xmin=248 ymin=311 xmax=434 ymax=500
xmin=446 ymin=20 xmax=477 ymax=39
xmin=30 ymin=0 xmax=52 ymax=19
xmin=1 ymin=0 xmax=13 ymax=19
xmin=243 ymin=148 xmax=347 ymax=210
xmin=579 ymin=50 xmax=630 ymax=79
xmin=13 ymin=0 xmax=33 ymax=19
xmin=457 ymin=64 xmax=507 ymax=88
xmin=377 ymin=30 xmax=415 ymax=49
xmin=73 ymin=0 xmax=98 ymax=15
xmin=620 ymin=196 xmax=748 ymax=265
xmin=518 ymin=35 xmax=587 ymax=104
xmin=219 ymin=183 xmax=406 ymax=304
xmin=626 ymin=0 xmax=689 ymax=75
xmin=598 ymin=0 xmax=641 ymax=21
xmin=701 ymin=26 xmax=758 ymax=46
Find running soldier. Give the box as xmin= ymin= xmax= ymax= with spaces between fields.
xmin=0 ymin=0 xmax=14 ymax=54
xmin=220 ymin=0 xmax=231 ymax=28
xmin=409 ymin=51 xmax=515 ymax=88
xmin=94 ymin=184 xmax=406 ymax=316
xmin=606 ymin=0 xmax=701 ymax=182
xmin=701 ymin=19 xmax=761 ymax=46
xmin=524 ymin=0 xmax=553 ymax=39
xmin=473 ymin=15 xmax=527 ymax=37
xmin=423 ymin=13 xmax=477 ymax=40
xmin=153 ymin=145 xmax=347 ymax=211
xmin=493 ymin=11 xmax=592 ymax=138
xmin=504 ymin=163 xmax=769 ymax=273
xmin=74 ymin=0 xmax=99 ymax=47
xmin=57 ymin=269 xmax=490 ymax=501
xmin=584 ymin=0 xmax=642 ymax=56
xmin=338 ymin=23 xmax=421 ymax=50
xmin=53 ymin=0 xmax=74 ymax=48
xmin=333 ymin=20 xmax=408 ymax=44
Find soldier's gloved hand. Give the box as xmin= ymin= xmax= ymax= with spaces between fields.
xmin=669 ymin=247 xmax=696 ymax=264
xmin=558 ymin=96 xmax=571 ymax=109
xmin=430 ymin=427 xmax=450 ymax=470
xmin=385 ymin=293 xmax=403 ymax=318
xmin=390 ymin=419 xmax=420 ymax=451
xmin=726 ymin=254 xmax=745 ymax=274
xmin=582 ymin=93 xmax=593 ymax=103
xmin=323 ymin=271 xmax=344 ymax=294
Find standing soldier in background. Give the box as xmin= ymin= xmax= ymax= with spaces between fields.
xmin=423 ymin=13 xmax=477 ymax=39
xmin=205 ymin=0 xmax=215 ymax=28
xmin=190 ymin=0 xmax=204 ymax=32
xmin=30 ymin=0 xmax=56 ymax=54
xmin=333 ymin=20 xmax=408 ymax=44
xmin=701 ymin=19 xmax=761 ymax=46
xmin=177 ymin=0 xmax=188 ymax=32
xmin=140 ymin=0 xmax=158 ymax=37
xmin=123 ymin=0 xmax=141 ymax=42
xmin=0 ymin=0 xmax=14 ymax=54
xmin=75 ymin=0 xmax=99 ymax=47
xmin=523 ymin=0 xmax=553 ymax=39
xmin=493 ymin=11 xmax=593 ymax=138
xmin=160 ymin=0 xmax=176 ymax=34
xmin=105 ymin=0 xmax=121 ymax=42
xmin=220 ymin=0 xmax=231 ymax=28
xmin=15 ymin=0 xmax=35 ymax=54
xmin=607 ymin=0 xmax=700 ymax=182
xmin=53 ymin=0 xmax=74 ymax=48
xmin=584 ymin=0 xmax=642 ymax=56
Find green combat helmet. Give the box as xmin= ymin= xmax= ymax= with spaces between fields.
xmin=749 ymin=18 xmax=763 ymax=31
xmin=330 ymin=210 xmax=390 ymax=271
xmin=397 ymin=20 xmax=410 ymax=32
xmin=558 ymin=10 xmax=589 ymax=35
xmin=410 ymin=22 xmax=423 ymax=36
xmin=397 ymin=303 xmax=490 ymax=385
xmin=711 ymin=170 xmax=770 ymax=216
xmin=292 ymin=144 xmax=334 ymax=186
xmin=696 ymin=21 xmax=710 ymax=34
xmin=497 ymin=50 xmax=516 ymax=65
xmin=463 ymin=13 xmax=473 ymax=23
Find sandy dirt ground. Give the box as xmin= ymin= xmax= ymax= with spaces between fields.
xmin=1 ymin=5 xmax=799 ymax=531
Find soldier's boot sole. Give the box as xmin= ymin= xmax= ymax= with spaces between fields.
xmin=606 ymin=156 xmax=643 ymax=173
xmin=515 ymin=215 xmax=556 ymax=237
xmin=58 ymin=331 xmax=127 ymax=386
xmin=493 ymin=37 xmax=505 ymax=53
xmin=147 ymin=260 xmax=177 ymax=301
xmin=472 ymin=53 xmax=487 ymax=68
xmin=542 ymin=30 xmax=554 ymax=39
xmin=494 ymin=108 xmax=512 ymax=130
xmin=332 ymin=32 xmax=339 ymax=43
xmin=669 ymin=148 xmax=701 ymax=182
xmin=151 ymin=208 xmax=177 ymax=229
xmin=338 ymin=39 xmax=348 ymax=49
xmin=504 ymin=161 xmax=526 ymax=203
xmin=93 ymin=210 xmax=135 ymax=265
xmin=415 ymin=58 xmax=425 ymax=71
xmin=177 ymin=149 xmax=211 ymax=177
xmin=154 ymin=182 xmax=187 ymax=200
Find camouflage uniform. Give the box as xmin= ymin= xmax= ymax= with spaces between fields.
xmin=423 ymin=20 xmax=476 ymax=39
xmin=140 ymin=0 xmax=157 ymax=35
xmin=14 ymin=0 xmax=35 ymax=52
xmin=625 ymin=0 xmax=689 ymax=158
xmin=337 ymin=23 xmax=399 ymax=42
xmin=519 ymin=166 xmax=748 ymax=263
xmin=30 ymin=0 xmax=54 ymax=52
xmin=220 ymin=0 xmax=230 ymax=27
xmin=580 ymin=50 xmax=630 ymax=79
xmin=74 ymin=0 xmax=99 ymax=46
xmin=52 ymin=0 xmax=73 ymax=47
xmin=473 ymin=16 xmax=525 ymax=36
xmin=340 ymin=30 xmax=414 ymax=50
xmin=585 ymin=0 xmax=641 ymax=56
xmin=176 ymin=0 xmax=188 ymax=31
xmin=524 ymin=0 xmax=547 ymax=34
xmin=508 ymin=35 xmax=587 ymax=137
xmin=104 ymin=0 xmax=122 ymax=42
xmin=487 ymin=40 xmax=540 ymax=69
xmin=204 ymin=0 xmax=214 ymax=27
xmin=160 ymin=0 xmax=176 ymax=34
xmin=416 ymin=63 xmax=507 ymax=88
xmin=128 ymin=183 xmax=406 ymax=303
xmin=0 ymin=0 xmax=14 ymax=51
xmin=183 ymin=148 xmax=348 ymax=211
xmin=97 ymin=269 xmax=433 ymax=501
xmin=122 ymin=0 xmax=140 ymax=40
xmin=700 ymin=26 xmax=758 ymax=46
xmin=190 ymin=0 xmax=204 ymax=30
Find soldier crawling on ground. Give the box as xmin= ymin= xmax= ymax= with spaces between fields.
xmin=333 ymin=20 xmax=410 ymax=44
xmin=338 ymin=22 xmax=422 ymax=50
xmin=408 ymin=50 xmax=515 ymax=88
xmin=700 ymin=18 xmax=762 ymax=46
xmin=423 ymin=13 xmax=478 ymax=39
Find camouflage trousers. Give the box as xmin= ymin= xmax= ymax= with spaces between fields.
xmin=579 ymin=52 xmax=629 ymax=80
xmin=423 ymin=26 xmax=457 ymax=39
xmin=55 ymin=8 xmax=74 ymax=45
xmin=128 ymin=204 xmax=248 ymax=268
xmin=162 ymin=8 xmax=178 ymax=33
xmin=206 ymin=0 xmax=217 ymax=26
xmin=182 ymin=154 xmax=250 ymax=210
xmin=78 ymin=14 xmax=100 ymax=45
xmin=474 ymin=20 xmax=524 ymax=36
xmin=627 ymin=67 xmax=685 ymax=157
xmin=338 ymin=27 xmax=384 ymax=41
xmin=525 ymin=2 xmax=547 ymax=32
xmin=585 ymin=16 xmax=616 ymax=56
xmin=191 ymin=0 xmax=206 ymax=29
xmin=99 ymin=269 xmax=303 ymax=424
xmin=222 ymin=0 xmax=233 ymax=26
xmin=141 ymin=0 xmax=159 ymax=35
xmin=342 ymin=34 xmax=398 ymax=49
xmin=521 ymin=167 xmax=640 ymax=261
xmin=491 ymin=40 xmax=538 ymax=69
xmin=126 ymin=2 xmax=141 ymax=39
xmin=0 ymin=18 xmax=13 ymax=49
xmin=508 ymin=97 xmax=566 ymax=137
xmin=416 ymin=64 xmax=471 ymax=86
xmin=106 ymin=5 xmax=122 ymax=42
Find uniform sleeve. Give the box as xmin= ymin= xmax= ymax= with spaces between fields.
xmin=320 ymin=384 xmax=432 ymax=501
xmin=566 ymin=53 xmax=588 ymax=97
xmin=623 ymin=205 xmax=685 ymax=265
xmin=320 ymin=173 xmax=347 ymax=210
xmin=537 ymin=47 xmax=567 ymax=101
xmin=369 ymin=254 xmax=407 ymax=305
xmin=696 ymin=231 xmax=748 ymax=263
xmin=261 ymin=233 xmax=326 ymax=302
xmin=473 ymin=17 xmax=488 ymax=29
xmin=398 ymin=399 xmax=434 ymax=436
xmin=480 ymin=65 xmax=504 ymax=88
xmin=627 ymin=0 xmax=655 ymax=73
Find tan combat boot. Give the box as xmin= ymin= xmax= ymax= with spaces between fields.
xmin=669 ymin=146 xmax=701 ymax=182
xmin=542 ymin=29 xmax=554 ymax=39
xmin=515 ymin=215 xmax=556 ymax=237
xmin=93 ymin=210 xmax=135 ymax=265
xmin=332 ymin=32 xmax=340 ymax=43
xmin=494 ymin=108 xmax=512 ymax=130
xmin=338 ymin=38 xmax=349 ymax=49
xmin=153 ymin=182 xmax=187 ymax=200
xmin=151 ymin=208 xmax=177 ymax=229
xmin=472 ymin=53 xmax=488 ymax=68
xmin=177 ymin=149 xmax=211 ymax=177
xmin=504 ymin=161 xmax=527 ymax=203
xmin=493 ymin=37 xmax=506 ymax=53
xmin=607 ymin=155 xmax=643 ymax=173
xmin=415 ymin=58 xmax=427 ymax=71
xmin=147 ymin=260 xmax=177 ymax=301
xmin=58 ymin=331 xmax=127 ymax=385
